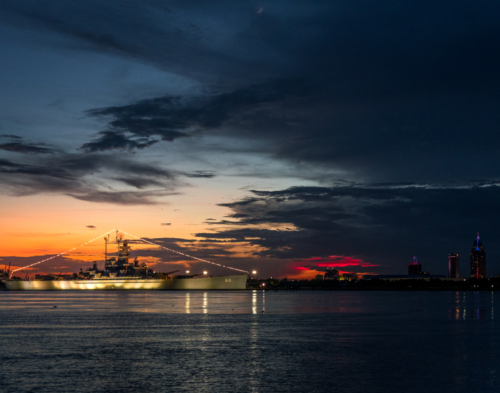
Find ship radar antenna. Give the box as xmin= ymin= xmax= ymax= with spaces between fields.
xmin=104 ymin=236 xmax=108 ymax=270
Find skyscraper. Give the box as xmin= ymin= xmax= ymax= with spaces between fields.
xmin=408 ymin=256 xmax=422 ymax=275
xmin=470 ymin=233 xmax=486 ymax=279
xmin=448 ymin=253 xmax=460 ymax=278
xmin=324 ymin=267 xmax=339 ymax=280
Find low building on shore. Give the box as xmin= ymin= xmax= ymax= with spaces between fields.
xmin=364 ymin=275 xmax=446 ymax=281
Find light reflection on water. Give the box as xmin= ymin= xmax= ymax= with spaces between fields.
xmin=1 ymin=291 xmax=500 ymax=393
xmin=1 ymin=290 xmax=500 ymax=317
xmin=449 ymin=290 xmax=497 ymax=320
xmin=1 ymin=291 xmax=272 ymax=314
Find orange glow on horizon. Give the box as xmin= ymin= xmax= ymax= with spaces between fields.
xmin=0 ymin=195 xmax=381 ymax=279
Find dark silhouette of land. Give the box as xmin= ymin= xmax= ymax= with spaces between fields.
xmin=249 ymin=277 xmax=500 ymax=291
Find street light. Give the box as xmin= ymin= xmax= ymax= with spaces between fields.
xmin=186 ymin=270 xmax=190 ymax=274
xmin=252 ymin=270 xmax=257 ymax=275
xmin=203 ymin=271 xmax=208 ymax=275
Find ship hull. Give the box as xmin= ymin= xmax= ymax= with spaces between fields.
xmin=1 ymin=275 xmax=248 ymax=291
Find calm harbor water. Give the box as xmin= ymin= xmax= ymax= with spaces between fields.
xmin=0 ymin=290 xmax=498 ymax=392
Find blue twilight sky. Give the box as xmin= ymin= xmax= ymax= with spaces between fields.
xmin=1 ymin=0 xmax=500 ymax=278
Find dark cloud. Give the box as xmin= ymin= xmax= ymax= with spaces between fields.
xmin=84 ymin=79 xmax=306 ymax=151
xmin=147 ymin=237 xmax=196 ymax=245
xmin=86 ymin=98 xmax=191 ymax=140
xmin=0 ymin=154 xmax=175 ymax=183
xmin=113 ymin=177 xmax=164 ymax=189
xmin=79 ymin=131 xmax=159 ymax=153
xmin=137 ymin=237 xmax=237 ymax=261
xmin=0 ymin=135 xmax=22 ymax=140
xmin=0 ymin=157 xmax=71 ymax=179
xmin=68 ymin=189 xmax=176 ymax=205
xmin=0 ymin=142 xmax=55 ymax=154
xmin=183 ymin=171 xmax=216 ymax=178
xmin=193 ymin=184 xmax=500 ymax=276
xmin=0 ymin=154 xmax=181 ymax=204
xmin=0 ymin=1 xmax=288 ymax=82
xmin=86 ymin=225 xmax=96 ymax=229
xmin=4 ymin=1 xmax=500 ymax=183
xmin=161 ymin=223 xmax=171 ymax=226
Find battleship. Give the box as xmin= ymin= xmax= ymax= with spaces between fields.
xmin=1 ymin=234 xmax=248 ymax=290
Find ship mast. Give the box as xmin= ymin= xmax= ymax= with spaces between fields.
xmin=104 ymin=236 xmax=108 ymax=270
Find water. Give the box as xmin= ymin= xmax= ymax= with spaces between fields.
xmin=0 ymin=290 xmax=498 ymax=393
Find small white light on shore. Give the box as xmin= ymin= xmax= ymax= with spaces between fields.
xmin=252 ymin=270 xmax=257 ymax=275
xmin=186 ymin=270 xmax=190 ymax=274
xmin=203 ymin=271 xmax=208 ymax=275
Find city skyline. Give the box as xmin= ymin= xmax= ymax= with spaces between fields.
xmin=1 ymin=1 xmax=500 ymax=278
xmin=3 ymin=230 xmax=496 ymax=280
xmin=470 ymin=232 xmax=486 ymax=279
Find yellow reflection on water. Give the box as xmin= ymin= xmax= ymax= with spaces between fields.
xmin=203 ymin=292 xmax=208 ymax=314
xmin=185 ymin=292 xmax=190 ymax=314
xmin=252 ymin=290 xmax=257 ymax=314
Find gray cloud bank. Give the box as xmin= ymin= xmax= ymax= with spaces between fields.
xmin=196 ymin=184 xmax=500 ymax=275
xmin=0 ymin=153 xmax=210 ymax=204
xmin=2 ymin=1 xmax=499 ymax=182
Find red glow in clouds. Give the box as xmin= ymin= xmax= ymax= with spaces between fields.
xmin=299 ymin=255 xmax=378 ymax=268
xmin=291 ymin=255 xmax=379 ymax=277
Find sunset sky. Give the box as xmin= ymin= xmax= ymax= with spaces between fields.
xmin=1 ymin=1 xmax=500 ymax=279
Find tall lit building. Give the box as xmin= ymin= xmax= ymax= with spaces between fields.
xmin=408 ymin=256 xmax=422 ymax=275
xmin=324 ymin=267 xmax=339 ymax=280
xmin=448 ymin=253 xmax=460 ymax=278
xmin=470 ymin=232 xmax=486 ymax=279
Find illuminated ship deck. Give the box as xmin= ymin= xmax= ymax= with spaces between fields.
xmin=2 ymin=275 xmax=248 ymax=291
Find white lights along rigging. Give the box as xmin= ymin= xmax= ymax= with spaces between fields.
xmin=120 ymin=229 xmax=249 ymax=274
xmin=10 ymin=229 xmax=117 ymax=276
xmin=10 ymin=228 xmax=248 ymax=276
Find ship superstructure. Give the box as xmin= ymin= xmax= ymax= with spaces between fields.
xmin=1 ymin=232 xmax=248 ymax=290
